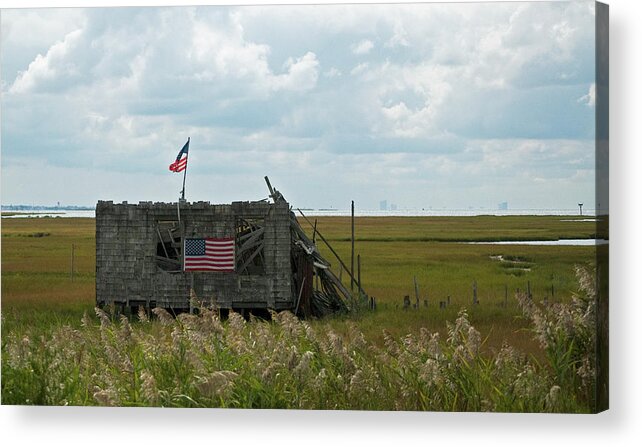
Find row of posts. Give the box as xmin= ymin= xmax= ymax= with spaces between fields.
xmin=346 ymin=202 xmax=558 ymax=313
xmin=402 ymin=278 xmax=557 ymax=310
xmin=349 ymin=201 xmax=376 ymax=311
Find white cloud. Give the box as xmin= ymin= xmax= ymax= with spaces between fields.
xmin=189 ymin=18 xmax=272 ymax=82
xmin=9 ymin=29 xmax=83 ymax=94
xmin=386 ymin=21 xmax=410 ymax=48
xmin=578 ymin=83 xmax=596 ymax=107
xmin=323 ymin=67 xmax=342 ymax=78
xmin=350 ymin=63 xmax=369 ymax=76
xmin=477 ymin=139 xmax=593 ymax=175
xmin=351 ymin=39 xmax=374 ymax=55
xmin=380 ymin=101 xmax=435 ymax=138
xmin=272 ymin=52 xmax=319 ymax=92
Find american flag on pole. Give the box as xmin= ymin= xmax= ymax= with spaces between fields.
xmin=169 ymin=139 xmax=189 ymax=172
xmin=184 ymin=237 xmax=235 ymax=272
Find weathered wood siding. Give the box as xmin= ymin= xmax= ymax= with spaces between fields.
xmin=96 ymin=200 xmax=293 ymax=310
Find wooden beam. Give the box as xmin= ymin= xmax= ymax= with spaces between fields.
xmin=237 ymin=238 xmax=263 ymax=258
xmin=294 ymin=277 xmax=306 ymax=316
xmin=324 ymin=268 xmax=352 ymax=302
xmin=264 ymin=176 xmax=276 ymax=200
xmin=166 ymin=228 xmax=181 ymax=258
xmin=237 ymin=242 xmax=265 ymax=273
xmin=312 ymin=218 xmax=318 ymax=244
xmin=155 ymin=256 xmax=181 ymax=271
xmin=358 ymin=254 xmax=361 ymax=296
xmin=237 ymin=228 xmax=265 ymax=256
xmin=351 ymin=200 xmax=355 ymax=292
xmin=156 ymin=228 xmax=170 ymax=259
xmin=238 ymin=226 xmax=264 ymax=243
xmin=297 ymin=209 xmax=367 ymax=298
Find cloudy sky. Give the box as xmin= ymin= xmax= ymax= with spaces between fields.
xmin=1 ymin=1 xmax=596 ymax=210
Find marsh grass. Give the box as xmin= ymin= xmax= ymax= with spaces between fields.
xmin=306 ymin=215 xmax=598 ymax=242
xmin=1 ymin=267 xmax=596 ymax=411
xmin=1 ymin=216 xmax=595 ymax=355
xmin=1 ymin=216 xmax=598 ymax=411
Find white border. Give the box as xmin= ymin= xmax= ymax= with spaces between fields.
xmin=1 ymin=1 xmax=640 ymax=446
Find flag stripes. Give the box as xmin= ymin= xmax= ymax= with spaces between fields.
xmin=169 ymin=139 xmax=190 ymax=173
xmin=184 ymin=237 xmax=235 ymax=272
xmin=170 ymin=155 xmax=187 ymax=172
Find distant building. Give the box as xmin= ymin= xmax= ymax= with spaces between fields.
xmin=498 ymin=201 xmax=508 ymax=211
xmin=379 ymin=200 xmax=387 ymax=211
xmin=390 ymin=203 xmax=397 ymax=211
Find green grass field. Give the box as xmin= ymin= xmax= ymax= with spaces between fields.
xmin=1 ymin=215 xmax=598 ymax=410
xmin=1 ymin=215 xmax=596 ymax=356
xmin=301 ymin=215 xmax=597 ymax=356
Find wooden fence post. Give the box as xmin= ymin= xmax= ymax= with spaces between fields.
xmin=473 ymin=280 xmax=478 ymax=305
xmin=70 ymin=243 xmax=75 ymax=282
xmin=414 ymin=276 xmax=420 ymax=309
xmin=357 ymin=254 xmax=362 ymax=298
xmin=351 ymin=200 xmax=355 ymax=292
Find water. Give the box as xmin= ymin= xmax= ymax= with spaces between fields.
xmin=2 ymin=210 xmax=96 ymax=218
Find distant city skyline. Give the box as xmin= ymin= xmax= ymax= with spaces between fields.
xmin=1 ymin=2 xmax=597 ymax=210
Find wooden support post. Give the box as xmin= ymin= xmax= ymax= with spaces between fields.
xmin=295 ymin=277 xmax=306 ymax=316
xmin=351 ymin=200 xmax=355 ymax=292
xmin=70 ymin=243 xmax=75 ymax=282
xmin=157 ymin=228 xmax=170 ymax=258
xmin=414 ymin=276 xmax=420 ymax=309
xmin=264 ymin=176 xmax=276 ymax=200
xmin=312 ymin=218 xmax=318 ymax=244
xmin=472 ymin=280 xmax=476 ymax=304
xmin=357 ymin=254 xmax=362 ymax=298
xmin=297 ymin=209 xmax=367 ymax=298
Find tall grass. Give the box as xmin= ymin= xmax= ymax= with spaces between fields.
xmin=2 ymin=267 xmax=597 ymax=412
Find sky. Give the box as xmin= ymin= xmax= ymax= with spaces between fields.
xmin=0 ymin=1 xmax=597 ymax=210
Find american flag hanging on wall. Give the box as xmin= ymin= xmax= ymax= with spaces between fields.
xmin=184 ymin=237 xmax=235 ymax=272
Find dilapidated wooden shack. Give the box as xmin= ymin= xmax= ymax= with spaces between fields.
xmin=96 ymin=181 xmax=354 ymax=317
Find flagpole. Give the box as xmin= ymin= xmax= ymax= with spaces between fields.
xmin=181 ymin=137 xmax=190 ymax=201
